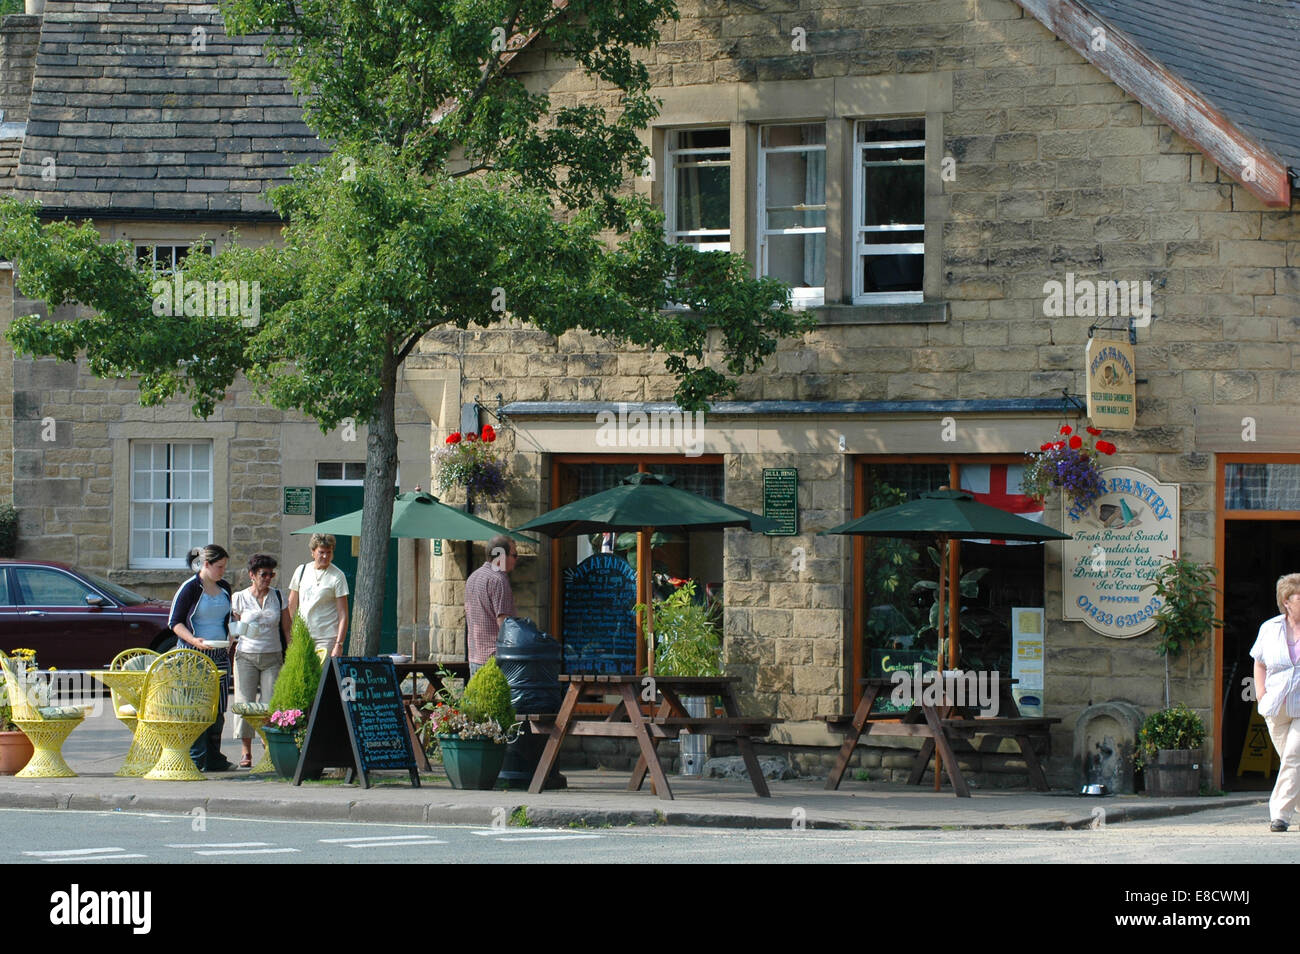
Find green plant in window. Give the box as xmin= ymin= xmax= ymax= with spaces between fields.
xmin=638 ymin=581 xmax=722 ymax=677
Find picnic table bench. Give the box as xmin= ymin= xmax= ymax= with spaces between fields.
xmin=525 ymin=674 xmax=781 ymax=800
xmin=822 ymin=678 xmax=1060 ymax=796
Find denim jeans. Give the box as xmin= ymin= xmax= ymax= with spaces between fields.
xmin=190 ymin=715 xmax=226 ymax=770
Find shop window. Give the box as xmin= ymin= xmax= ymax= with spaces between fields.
xmin=857 ymin=460 xmax=1045 ymax=701
xmin=130 ymin=441 xmax=213 ymax=568
xmin=852 ymin=118 xmax=925 ymax=304
xmin=1225 ymin=463 xmax=1300 ymax=510
xmin=551 ymin=459 xmax=725 ymax=674
xmin=758 ymin=123 xmax=826 ymax=306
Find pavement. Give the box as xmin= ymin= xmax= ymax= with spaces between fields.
xmin=0 ymin=699 xmax=1268 ymax=832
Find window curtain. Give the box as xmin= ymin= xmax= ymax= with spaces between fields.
xmin=803 ymin=150 xmax=826 ymax=287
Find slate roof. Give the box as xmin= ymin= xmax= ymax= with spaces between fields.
xmin=1080 ymin=0 xmax=1300 ymax=185
xmin=13 ymin=0 xmax=330 ymax=220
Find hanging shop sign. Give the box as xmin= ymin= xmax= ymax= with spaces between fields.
xmin=1085 ymin=338 xmax=1137 ymax=431
xmin=1062 ymin=466 xmax=1178 ymax=638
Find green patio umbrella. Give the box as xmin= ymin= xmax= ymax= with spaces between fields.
xmin=516 ymin=472 xmax=779 ymax=673
xmin=293 ymin=491 xmax=534 ymax=658
xmin=821 ymin=489 xmax=1071 ymax=668
xmin=292 ymin=490 xmax=534 ymax=544
xmin=823 ymin=489 xmax=1071 ymax=792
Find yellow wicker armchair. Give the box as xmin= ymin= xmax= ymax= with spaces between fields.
xmin=0 ymin=651 xmax=85 ymax=778
xmin=106 ymin=648 xmax=161 ymax=777
xmin=138 ymin=649 xmax=221 ymax=781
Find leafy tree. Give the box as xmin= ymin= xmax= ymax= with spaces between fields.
xmin=0 ymin=0 xmax=811 ymax=653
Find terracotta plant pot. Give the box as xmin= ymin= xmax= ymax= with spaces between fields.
xmin=0 ymin=729 xmax=34 ymax=775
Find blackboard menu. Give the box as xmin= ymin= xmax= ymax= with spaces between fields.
xmin=562 ymin=553 xmax=638 ymax=674
xmin=295 ymin=657 xmax=419 ymax=789
xmin=762 ymin=468 xmax=798 ymax=535
xmin=341 ymin=660 xmax=413 ymax=771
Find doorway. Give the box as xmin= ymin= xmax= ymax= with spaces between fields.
xmin=1221 ymin=520 xmax=1300 ymax=790
xmin=315 ymin=483 xmax=399 ymax=654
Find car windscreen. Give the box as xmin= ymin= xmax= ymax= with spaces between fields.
xmin=82 ymin=572 xmax=153 ymax=606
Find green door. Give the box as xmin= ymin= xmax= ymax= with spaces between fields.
xmin=315 ymin=485 xmax=399 ymax=654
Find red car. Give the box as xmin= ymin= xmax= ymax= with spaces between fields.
xmin=0 ymin=560 xmax=174 ymax=670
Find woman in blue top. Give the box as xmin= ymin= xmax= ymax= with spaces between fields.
xmin=168 ymin=543 xmax=237 ymax=772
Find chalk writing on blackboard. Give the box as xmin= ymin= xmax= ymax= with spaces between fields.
xmin=295 ymin=657 xmax=419 ymax=789
xmin=562 ymin=553 xmax=638 ymax=675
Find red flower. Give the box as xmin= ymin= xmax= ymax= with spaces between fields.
xmin=1059 ymin=425 xmax=1073 ymax=436
xmin=1040 ymin=443 xmax=1053 ymax=452
xmin=481 ymin=424 xmax=496 ymax=443
xmin=446 ymin=432 xmax=462 ymax=445
xmin=1096 ymin=440 xmax=1117 ymax=455
xmin=1069 ymin=435 xmax=1082 ymax=449
xmin=465 ymin=432 xmax=478 ymax=442
xmin=1053 ymin=441 xmax=1067 ymax=450
xmin=1086 ymin=426 xmax=1102 ymax=436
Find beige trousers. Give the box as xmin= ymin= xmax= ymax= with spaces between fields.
xmin=232 ymin=649 xmax=283 ymax=739
xmin=1264 ymin=711 xmax=1300 ymax=822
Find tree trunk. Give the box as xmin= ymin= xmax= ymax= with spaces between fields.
xmin=350 ymin=352 xmax=400 ymax=655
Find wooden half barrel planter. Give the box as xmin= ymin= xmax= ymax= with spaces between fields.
xmin=1144 ymin=748 xmax=1201 ymax=797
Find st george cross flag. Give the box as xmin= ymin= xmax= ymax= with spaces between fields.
xmin=959 ymin=464 xmax=1045 ymax=545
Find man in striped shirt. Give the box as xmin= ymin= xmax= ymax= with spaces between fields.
xmin=465 ymin=535 xmax=518 ymax=676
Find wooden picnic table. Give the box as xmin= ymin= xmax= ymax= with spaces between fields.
xmin=823 ymin=676 xmax=1060 ymax=797
xmin=526 ymin=674 xmax=781 ymax=800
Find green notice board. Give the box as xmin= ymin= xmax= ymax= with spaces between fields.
xmin=762 ymin=468 xmax=798 ymax=536
xmin=284 ymin=486 xmax=313 ymax=516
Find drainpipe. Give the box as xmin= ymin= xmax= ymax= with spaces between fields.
xmin=24 ymin=0 xmax=43 ymax=14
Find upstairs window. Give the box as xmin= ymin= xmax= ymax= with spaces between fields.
xmin=135 ymin=243 xmax=210 ymax=273
xmin=853 ymin=118 xmax=925 ymax=304
xmin=665 ymin=128 xmax=731 ymax=253
xmin=758 ymin=123 xmax=826 ymax=307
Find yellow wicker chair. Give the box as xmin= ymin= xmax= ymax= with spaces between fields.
xmin=138 ymin=650 xmax=221 ymax=781
xmin=0 ymin=651 xmax=85 ymax=778
xmin=107 ymin=648 xmax=161 ymax=777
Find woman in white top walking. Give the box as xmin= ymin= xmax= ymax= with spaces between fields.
xmin=231 ymin=553 xmax=292 ymax=768
xmin=287 ymin=533 xmax=351 ymax=660
xmin=1251 ymin=572 xmax=1300 ymax=831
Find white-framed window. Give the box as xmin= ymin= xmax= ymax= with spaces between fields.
xmin=758 ymin=123 xmax=826 ymax=307
xmin=135 ymin=242 xmax=210 ymax=272
xmin=314 ymin=461 xmax=400 ymax=486
xmin=665 ymin=128 xmax=731 ymax=252
xmin=853 ymin=118 xmax=925 ymax=304
xmin=130 ymin=441 xmax=213 ymax=568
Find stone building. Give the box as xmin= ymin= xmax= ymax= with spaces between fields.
xmin=3 ymin=0 xmax=1299 ymax=789
xmin=0 ymin=0 xmax=432 ymax=653
xmin=414 ymin=0 xmax=1300 ymax=789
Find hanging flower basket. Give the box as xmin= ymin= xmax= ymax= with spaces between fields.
xmin=433 ymin=425 xmax=508 ymax=500
xmin=1021 ymin=425 xmax=1117 ymax=510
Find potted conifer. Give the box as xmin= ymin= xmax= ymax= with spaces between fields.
xmin=427 ymin=658 xmax=517 ymax=789
xmin=264 ymin=617 xmax=321 ymax=777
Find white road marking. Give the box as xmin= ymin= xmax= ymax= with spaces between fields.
xmin=24 ymin=847 xmax=126 ymax=857
xmin=192 ymin=848 xmax=300 ymax=856
xmin=339 ymin=839 xmax=448 ymax=849
xmin=319 ymin=834 xmax=444 ymax=844
xmin=46 ymin=854 xmax=147 ymax=862
xmin=491 ymin=834 xmax=602 ymax=842
xmin=165 ymin=842 xmax=273 ymax=848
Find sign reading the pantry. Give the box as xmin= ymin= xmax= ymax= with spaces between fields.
xmin=1062 ymin=466 xmax=1178 ymax=638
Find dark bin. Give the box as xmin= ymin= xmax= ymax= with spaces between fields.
xmin=496 ymin=617 xmax=565 ymax=789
